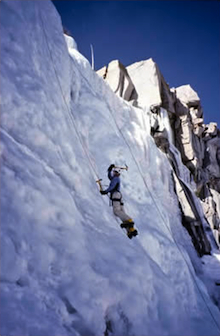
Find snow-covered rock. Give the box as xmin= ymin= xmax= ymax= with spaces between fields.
xmin=64 ymin=34 xmax=78 ymax=51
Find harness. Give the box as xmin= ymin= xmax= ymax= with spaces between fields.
xmin=111 ymin=194 xmax=123 ymax=204
xmin=110 ymin=182 xmax=124 ymax=206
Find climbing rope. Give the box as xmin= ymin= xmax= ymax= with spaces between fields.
xmin=39 ymin=11 xmax=220 ymax=332
xmin=39 ymin=10 xmax=100 ymax=183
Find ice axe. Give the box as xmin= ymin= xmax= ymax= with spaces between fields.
xmin=96 ymin=178 xmax=103 ymax=191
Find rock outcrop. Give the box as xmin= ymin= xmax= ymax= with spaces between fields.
xmin=96 ymin=60 xmax=137 ymax=103
xmin=97 ymin=59 xmax=220 ymax=253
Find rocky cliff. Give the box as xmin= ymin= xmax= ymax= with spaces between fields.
xmin=97 ymin=60 xmax=220 ymax=253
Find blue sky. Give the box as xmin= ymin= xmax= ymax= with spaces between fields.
xmin=53 ymin=1 xmax=220 ymax=126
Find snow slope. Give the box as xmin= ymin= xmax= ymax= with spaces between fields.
xmin=1 ymin=1 xmax=220 ymax=335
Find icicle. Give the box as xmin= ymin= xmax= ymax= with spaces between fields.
xmin=90 ymin=44 xmax=94 ymax=70
xmin=160 ymin=108 xmax=174 ymax=145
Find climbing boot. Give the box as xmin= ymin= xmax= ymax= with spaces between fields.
xmin=120 ymin=219 xmax=134 ymax=229
xmin=127 ymin=227 xmax=138 ymax=239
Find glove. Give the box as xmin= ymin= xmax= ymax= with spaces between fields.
xmin=107 ymin=164 xmax=115 ymax=172
xmin=100 ymin=190 xmax=107 ymax=195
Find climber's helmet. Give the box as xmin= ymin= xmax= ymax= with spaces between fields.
xmin=113 ymin=168 xmax=120 ymax=176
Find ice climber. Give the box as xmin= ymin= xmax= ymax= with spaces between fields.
xmin=100 ymin=164 xmax=138 ymax=238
